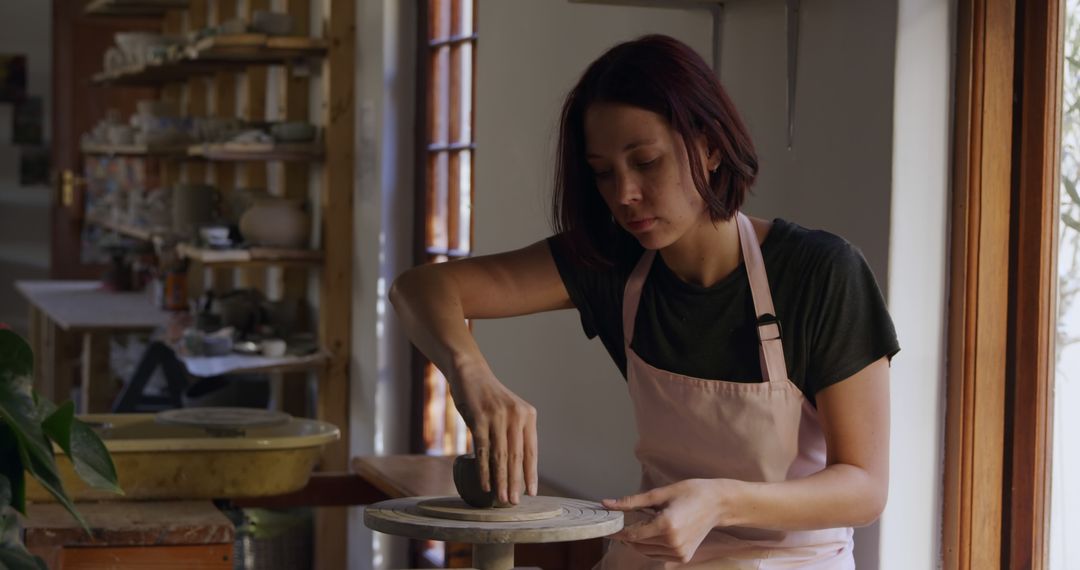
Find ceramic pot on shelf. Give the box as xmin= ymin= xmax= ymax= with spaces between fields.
xmin=239 ymin=197 xmax=311 ymax=249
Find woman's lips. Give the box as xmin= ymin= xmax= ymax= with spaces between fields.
xmin=626 ymin=217 xmax=657 ymax=232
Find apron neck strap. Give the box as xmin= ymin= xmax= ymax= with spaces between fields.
xmin=622 ymin=249 xmax=656 ymax=351
xmin=619 ymin=213 xmax=789 ymax=383
xmin=736 ymin=212 xmax=788 ymax=383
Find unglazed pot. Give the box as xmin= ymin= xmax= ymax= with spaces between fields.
xmin=239 ymin=197 xmax=310 ymax=248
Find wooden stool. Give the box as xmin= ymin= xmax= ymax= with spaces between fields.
xmin=23 ymin=501 xmax=234 ymax=569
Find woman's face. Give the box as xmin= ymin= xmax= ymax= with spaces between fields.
xmin=584 ymin=103 xmax=716 ymax=251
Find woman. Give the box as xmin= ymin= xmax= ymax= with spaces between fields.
xmin=390 ymin=34 xmax=898 ymax=568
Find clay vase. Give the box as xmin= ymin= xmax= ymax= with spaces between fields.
xmin=238 ymin=197 xmax=310 ymax=248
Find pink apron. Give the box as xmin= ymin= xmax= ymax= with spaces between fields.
xmin=597 ymin=212 xmax=855 ymax=569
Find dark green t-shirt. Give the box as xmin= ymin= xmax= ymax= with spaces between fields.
xmin=546 ymin=218 xmax=900 ymax=404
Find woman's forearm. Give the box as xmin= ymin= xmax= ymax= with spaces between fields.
xmin=721 ymin=463 xmax=887 ymax=531
xmin=388 ymin=265 xmax=487 ymax=381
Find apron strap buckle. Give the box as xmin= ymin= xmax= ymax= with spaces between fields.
xmin=757 ymin=313 xmax=783 ymax=342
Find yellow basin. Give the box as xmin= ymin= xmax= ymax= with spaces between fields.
xmin=26 ymin=413 xmax=339 ymax=502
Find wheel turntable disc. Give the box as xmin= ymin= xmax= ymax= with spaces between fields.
xmin=364 ymin=495 xmax=623 ymax=544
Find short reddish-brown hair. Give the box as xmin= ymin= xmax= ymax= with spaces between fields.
xmin=552 ymin=34 xmax=758 ymax=266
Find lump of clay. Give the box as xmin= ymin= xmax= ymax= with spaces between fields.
xmin=453 ymin=454 xmax=510 ymax=509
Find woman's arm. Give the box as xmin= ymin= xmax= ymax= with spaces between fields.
xmin=606 ymin=357 xmax=890 ymax=562
xmin=721 ymin=356 xmax=890 ymax=529
xmin=388 ymin=240 xmax=572 ymax=504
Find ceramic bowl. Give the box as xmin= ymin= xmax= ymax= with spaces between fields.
xmin=270 ymin=121 xmax=317 ymax=143
xmin=261 ymin=338 xmax=287 ymax=358
xmin=251 ymin=11 xmax=294 ymax=36
xmin=106 ymin=124 xmax=135 ymax=145
xmin=114 ymin=32 xmax=160 ymax=65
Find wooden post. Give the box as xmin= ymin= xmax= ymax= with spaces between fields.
xmin=276 ymin=0 xmax=312 ymax=420
xmin=211 ymin=0 xmax=238 ymax=293
xmin=81 ymin=333 xmax=113 ymax=414
xmin=472 ymin=544 xmax=514 ymax=570
xmin=315 ymin=0 xmax=354 ymax=568
xmin=237 ymin=0 xmax=269 ymax=290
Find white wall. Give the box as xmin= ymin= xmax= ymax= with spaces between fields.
xmin=349 ymin=0 xmax=416 ymax=568
xmin=718 ymin=1 xmax=900 ymax=567
xmin=472 ymin=0 xmax=713 ymax=501
xmin=0 ymin=0 xmax=51 ymax=333
xmin=882 ymin=0 xmax=953 ymax=568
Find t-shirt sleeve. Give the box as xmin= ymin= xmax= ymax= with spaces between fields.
xmin=804 ymin=241 xmax=900 ymax=395
xmin=546 ymin=235 xmax=601 ymax=339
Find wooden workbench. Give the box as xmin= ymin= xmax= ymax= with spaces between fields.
xmin=16 ymin=280 xmax=171 ymax=413
xmin=22 ymin=501 xmax=234 ymax=569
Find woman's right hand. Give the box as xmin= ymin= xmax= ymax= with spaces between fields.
xmin=449 ymin=356 xmax=538 ymax=505
xmin=389 ymin=240 xmax=570 ymax=504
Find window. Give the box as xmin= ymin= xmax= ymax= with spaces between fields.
xmin=415 ymin=0 xmax=476 ymax=457
xmin=1051 ymin=2 xmax=1080 ymax=566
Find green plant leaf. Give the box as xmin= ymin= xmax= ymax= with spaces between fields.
xmin=0 ymin=548 xmax=48 ymax=570
xmin=68 ymin=419 xmax=121 ymax=495
xmin=39 ymin=400 xmax=122 ymax=495
xmin=0 ymin=480 xmax=46 ymax=570
xmin=21 ymin=441 xmax=87 ymax=532
xmin=39 ymin=400 xmax=71 ymax=452
xmin=0 ymin=345 xmax=86 ymax=532
xmin=0 ymin=330 xmax=32 ymax=382
xmin=0 ymin=426 xmax=26 ymax=514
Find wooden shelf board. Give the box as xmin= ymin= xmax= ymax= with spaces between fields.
xmin=81 ymin=141 xmax=189 ymax=156
xmin=177 ymin=243 xmax=323 ymax=266
xmin=84 ymin=0 xmax=189 ymax=16
xmin=179 ymin=350 xmax=330 ymax=377
xmin=187 ymin=142 xmax=323 ymax=161
xmin=187 ymin=35 xmax=328 ymax=63
xmin=87 ymin=215 xmax=170 ymax=242
xmin=92 ymin=36 xmax=323 ymax=86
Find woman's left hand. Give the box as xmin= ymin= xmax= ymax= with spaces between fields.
xmin=602 ymin=478 xmax=737 ymax=563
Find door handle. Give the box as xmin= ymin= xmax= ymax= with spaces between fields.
xmin=59 ymin=169 xmax=86 ymax=208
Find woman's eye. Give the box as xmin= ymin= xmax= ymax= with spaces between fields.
xmin=593 ymin=170 xmax=613 ymax=179
xmin=636 ymin=158 xmax=658 ymax=169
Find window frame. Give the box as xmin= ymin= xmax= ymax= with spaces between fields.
xmin=944 ymin=0 xmax=1062 ymax=567
xmin=411 ymin=0 xmax=477 ymax=457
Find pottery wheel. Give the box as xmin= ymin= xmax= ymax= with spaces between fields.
xmin=155 ymin=407 xmax=291 ymax=432
xmin=415 ymin=496 xmax=563 ymax=522
xmin=363 ymin=495 xmax=623 ymax=545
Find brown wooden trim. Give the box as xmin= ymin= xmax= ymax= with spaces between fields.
xmin=411 ymin=0 xmax=433 ymax=455
xmin=314 ymin=0 xmax=355 ymax=568
xmin=1006 ymin=0 xmax=1063 ymax=568
xmin=944 ymin=0 xmax=1018 ymax=568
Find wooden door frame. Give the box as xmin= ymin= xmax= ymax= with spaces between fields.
xmin=944 ymin=0 xmax=1062 ymax=568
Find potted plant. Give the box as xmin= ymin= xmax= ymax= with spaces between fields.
xmin=0 ymin=327 xmax=122 ymax=569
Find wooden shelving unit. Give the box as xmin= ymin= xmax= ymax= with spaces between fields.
xmin=175 ymin=243 xmax=323 ymax=266
xmin=81 ymin=141 xmax=189 ymax=157
xmin=80 ymin=0 xmax=355 ymax=566
xmin=187 ymin=34 xmax=327 ymax=62
xmin=92 ymin=35 xmax=324 ymax=86
xmin=187 ymin=141 xmax=322 ymax=161
xmin=82 ymin=141 xmax=321 ymax=161
xmin=178 ymin=350 xmax=330 ymax=377
xmin=84 ymin=0 xmax=188 ymax=17
xmin=85 ymin=214 xmax=167 ymax=242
